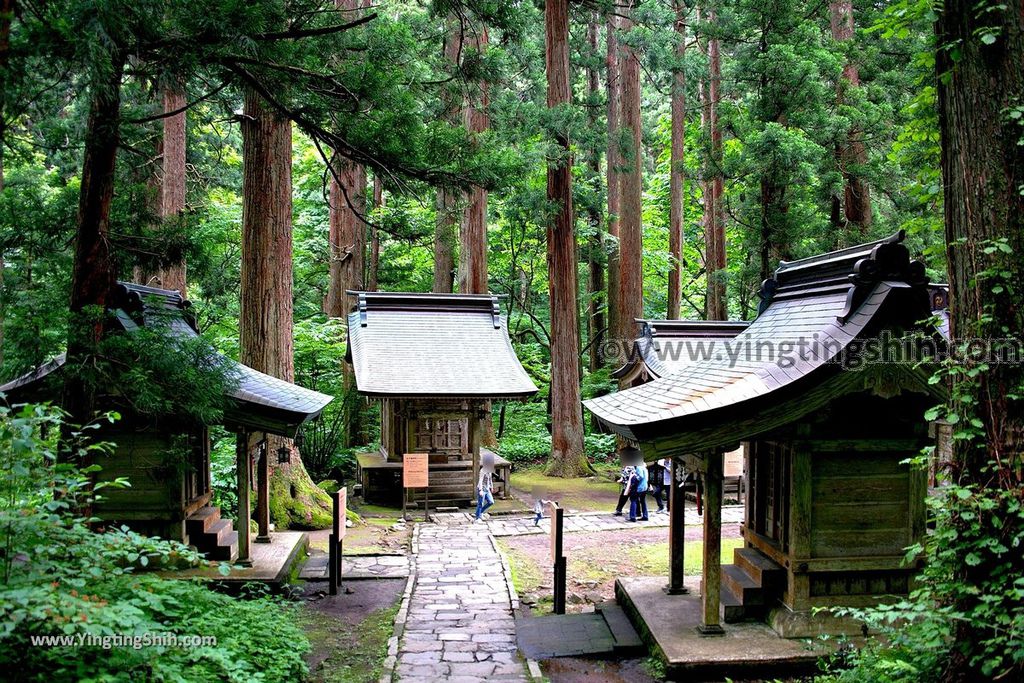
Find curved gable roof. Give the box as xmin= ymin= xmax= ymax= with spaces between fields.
xmin=585 ymin=232 xmax=942 ymax=446
xmin=345 ymin=292 xmax=538 ymax=399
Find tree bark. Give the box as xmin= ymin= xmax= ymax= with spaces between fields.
xmin=936 ymin=3 xmax=1023 ymax=680
xmin=459 ymin=28 xmax=489 ymax=296
xmin=241 ymin=87 xmax=332 ymax=529
xmin=586 ymin=16 xmax=606 ymax=371
xmin=368 ymin=174 xmax=381 ymax=292
xmin=830 ymin=0 xmax=872 ymax=230
xmin=433 ymin=17 xmax=464 ymax=293
xmin=327 ymin=0 xmax=367 ymax=318
xmin=616 ymin=3 xmax=644 ymax=372
xmin=136 ymin=81 xmax=188 ymax=293
xmin=605 ymin=14 xmax=621 ymax=365
xmin=668 ymin=3 xmax=688 ymax=320
xmin=544 ymin=0 xmax=587 ymax=477
xmin=0 ymin=0 xmax=11 ymax=368
xmin=703 ymin=7 xmax=727 ymax=321
xmin=64 ymin=47 xmax=126 ymax=424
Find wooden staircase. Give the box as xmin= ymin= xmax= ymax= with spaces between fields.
xmin=406 ymin=465 xmax=476 ymax=508
xmin=186 ymin=506 xmax=239 ymax=562
xmin=720 ymin=546 xmax=785 ymax=623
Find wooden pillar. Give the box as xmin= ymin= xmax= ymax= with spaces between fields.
xmin=667 ymin=456 xmax=688 ymax=594
xmin=788 ymin=445 xmax=812 ymax=610
xmin=698 ymin=449 xmax=724 ymax=635
xmin=235 ymin=430 xmax=253 ymax=566
xmin=469 ymin=406 xmax=481 ymax=505
xmin=256 ymin=432 xmax=271 ymax=543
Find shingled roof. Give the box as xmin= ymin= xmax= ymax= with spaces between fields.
xmin=612 ymin=320 xmax=750 ymax=382
xmin=0 ymin=282 xmax=333 ymax=438
xmin=585 ymin=231 xmax=942 ymax=450
xmin=345 ymin=291 xmax=538 ymax=399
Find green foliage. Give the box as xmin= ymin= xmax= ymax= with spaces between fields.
xmin=0 ymin=403 xmax=309 ymax=682
xmin=827 ymin=483 xmax=1024 ymax=682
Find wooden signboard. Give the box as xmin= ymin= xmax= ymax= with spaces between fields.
xmin=329 ymin=487 xmax=347 ymax=595
xmin=548 ymin=501 xmax=562 ymax=563
xmin=403 ymin=453 xmax=429 ymax=488
xmin=333 ymin=488 xmax=347 ymax=540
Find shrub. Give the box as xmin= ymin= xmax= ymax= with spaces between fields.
xmin=0 ymin=403 xmax=310 ymax=682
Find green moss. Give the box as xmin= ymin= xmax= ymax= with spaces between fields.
xmin=626 ymin=539 xmax=744 ymax=575
xmin=497 ymin=539 xmax=543 ymax=594
xmin=300 ymin=601 xmax=400 ymax=683
xmin=270 ymin=466 xmax=334 ymax=530
xmin=514 ymin=463 xmax=622 ymax=512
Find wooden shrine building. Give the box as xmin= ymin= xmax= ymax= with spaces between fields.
xmin=348 ymin=292 xmax=537 ymax=508
xmin=1 ymin=283 xmax=333 ymax=564
xmin=613 ymin=319 xmax=749 ymax=387
xmin=585 ymin=231 xmax=944 ymax=639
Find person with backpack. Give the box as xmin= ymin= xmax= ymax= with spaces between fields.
xmin=629 ymin=461 xmax=650 ymax=522
xmin=614 ymin=464 xmax=635 ymax=516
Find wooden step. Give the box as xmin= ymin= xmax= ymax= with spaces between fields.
xmin=206 ymin=531 xmax=238 ymax=562
xmin=185 ymin=506 xmax=221 ymax=537
xmin=720 ymin=583 xmax=747 ymax=623
xmin=721 ymin=564 xmax=764 ymax=607
xmin=733 ymin=547 xmax=785 ymax=589
xmin=204 ymin=518 xmax=235 ymax=545
xmin=597 ymin=604 xmax=644 ymax=654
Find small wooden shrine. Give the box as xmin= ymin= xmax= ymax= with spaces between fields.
xmin=347 ymin=292 xmax=537 ymax=508
xmin=1 ymin=283 xmax=332 ymax=564
xmin=613 ymin=319 xmax=749 ymax=387
xmin=586 ymin=231 xmax=945 ymax=638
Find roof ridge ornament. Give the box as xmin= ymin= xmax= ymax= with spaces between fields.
xmin=839 ymin=236 xmax=928 ymax=324
xmin=358 ymin=292 xmax=369 ymax=327
xmin=491 ymin=295 xmax=501 ymax=329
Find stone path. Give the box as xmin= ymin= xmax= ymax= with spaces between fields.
xmin=389 ymin=523 xmax=527 ymax=682
xmin=431 ymin=503 xmax=746 ymax=537
xmin=299 ymin=553 xmax=410 ymax=580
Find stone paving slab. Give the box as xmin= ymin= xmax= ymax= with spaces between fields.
xmin=392 ymin=523 xmax=528 ymax=682
xmin=434 ymin=504 xmax=746 ymax=537
xmin=515 ymin=612 xmax=616 ymax=659
xmin=299 ymin=553 xmax=411 ymax=580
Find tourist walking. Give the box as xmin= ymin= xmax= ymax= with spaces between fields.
xmin=475 ymin=464 xmax=494 ymax=521
xmin=630 ymin=461 xmax=650 ymax=522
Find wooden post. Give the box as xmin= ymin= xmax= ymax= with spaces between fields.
xmin=550 ymin=503 xmax=566 ymax=614
xmin=255 ymin=434 xmax=271 ymax=543
xmin=667 ymin=457 xmax=688 ymax=594
xmin=698 ymin=449 xmax=724 ymax=635
xmin=469 ymin=406 xmax=481 ymax=507
xmin=788 ymin=445 xmax=812 ymax=611
xmin=235 ymin=430 xmax=252 ymax=566
xmin=329 ymin=488 xmax=347 ymax=596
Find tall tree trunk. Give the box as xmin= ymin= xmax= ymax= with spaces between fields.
xmin=327 ymin=0 xmax=368 ymax=449
xmin=605 ymin=14 xmax=621 ymax=364
xmin=616 ymin=3 xmax=644 ymax=373
xmin=586 ymin=16 xmax=606 ymax=371
xmin=703 ymin=8 xmax=727 ymax=321
xmin=136 ymin=81 xmax=188 ymax=293
xmin=668 ymin=2 xmax=688 ymax=320
xmin=63 ymin=48 xmax=126 ymax=425
xmin=459 ymin=28 xmax=489 ymax=296
xmin=0 ymin=0 xmax=11 ymax=368
xmin=367 ymin=174 xmax=381 ymax=292
xmin=433 ymin=17 xmax=464 ymax=293
xmin=241 ymin=88 xmax=332 ymax=529
xmin=830 ymin=0 xmax=872 ymax=230
xmin=544 ymin=0 xmax=586 ymax=477
xmin=936 ymin=3 xmax=1023 ymax=681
